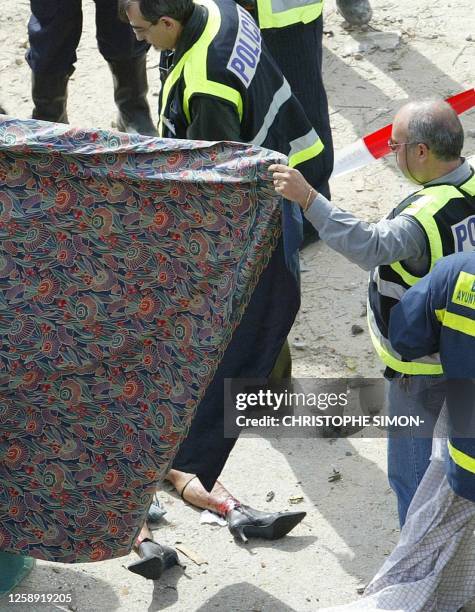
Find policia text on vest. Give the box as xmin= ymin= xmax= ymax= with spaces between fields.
xmin=157 ymin=0 xmax=325 ymax=191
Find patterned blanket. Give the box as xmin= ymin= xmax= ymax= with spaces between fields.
xmin=0 ymin=118 xmax=284 ymax=562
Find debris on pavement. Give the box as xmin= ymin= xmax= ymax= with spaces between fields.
xmin=175 ymin=544 xmax=208 ymax=566
xmin=200 ymin=510 xmax=227 ymax=527
xmin=288 ymin=495 xmax=304 ymax=504
xmin=266 ymin=491 xmax=275 ymax=502
xmin=328 ymin=469 xmax=342 ymax=483
xmin=351 ymin=324 xmax=364 ymax=335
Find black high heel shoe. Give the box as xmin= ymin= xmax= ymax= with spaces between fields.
xmin=128 ymin=539 xmax=182 ymax=580
xmin=227 ymin=504 xmax=306 ymax=543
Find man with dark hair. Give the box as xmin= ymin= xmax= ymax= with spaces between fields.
xmin=121 ymin=0 xmax=326 ymax=166
xmin=26 ymin=1 xmax=157 ymax=135
xmin=120 ymin=0 xmax=194 ymax=22
xmin=271 ymin=99 xmax=475 ymax=526
xmin=141 ymin=0 xmax=334 ymax=245
xmin=121 ymin=0 xmax=329 ymax=566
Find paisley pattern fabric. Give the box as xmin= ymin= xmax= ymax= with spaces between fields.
xmin=0 ymin=118 xmax=284 ymax=562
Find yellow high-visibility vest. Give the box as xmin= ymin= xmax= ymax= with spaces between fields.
xmin=368 ymin=174 xmax=475 ymax=375
xmin=256 ymin=0 xmax=323 ymax=29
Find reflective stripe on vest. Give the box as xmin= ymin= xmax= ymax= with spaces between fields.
xmin=435 ymin=308 xmax=475 ymax=337
xmin=389 ymin=186 xmax=460 ymax=286
xmin=367 ymin=302 xmax=443 ymax=375
xmin=288 ymin=129 xmax=324 ymax=168
xmin=372 ymin=267 xmax=406 ymax=301
xmin=448 ymin=440 xmax=475 ymax=474
xmin=252 ymin=83 xmax=323 ymax=161
xmin=461 ymin=174 xmax=475 ymax=197
xmin=158 ymin=0 xmax=244 ymax=136
xmin=257 ymin=0 xmax=323 ymax=29
xmin=252 ymin=80 xmax=292 ymax=146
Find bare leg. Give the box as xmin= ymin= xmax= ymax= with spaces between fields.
xmin=166 ymin=469 xmax=239 ymax=516
xmin=164 ymin=469 xmax=306 ymax=543
xmin=134 ymin=522 xmax=153 ymax=549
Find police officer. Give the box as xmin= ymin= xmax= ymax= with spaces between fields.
xmin=329 ymin=256 xmax=475 ymax=612
xmin=389 ymin=252 xmax=475 ymax=503
xmin=26 ymin=0 xmax=157 ymax=135
xmin=271 ymin=98 xmax=475 ymax=525
xmin=126 ymin=0 xmax=325 ymax=176
xmin=124 ymin=0 xmax=328 ymax=380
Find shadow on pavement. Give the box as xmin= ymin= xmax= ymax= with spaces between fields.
xmin=7 ymin=563 xmax=120 ymax=612
xmin=195 ymin=582 xmax=298 ymax=612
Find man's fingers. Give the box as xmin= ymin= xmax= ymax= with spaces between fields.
xmin=269 ymin=163 xmax=288 ymax=172
xmin=272 ymin=171 xmax=289 ymax=181
xmin=271 ymin=164 xmax=292 ymax=195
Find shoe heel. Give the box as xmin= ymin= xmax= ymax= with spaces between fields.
xmin=162 ymin=545 xmax=183 ymax=570
xmin=128 ymin=540 xmax=178 ymax=580
xmin=229 ymin=525 xmax=248 ymax=543
xmin=227 ymin=508 xmax=306 ymax=542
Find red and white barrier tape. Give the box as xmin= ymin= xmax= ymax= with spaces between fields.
xmin=332 ymin=88 xmax=475 ymax=178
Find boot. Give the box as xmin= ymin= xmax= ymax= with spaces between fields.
xmin=108 ymin=55 xmax=158 ymax=136
xmin=227 ymin=504 xmax=306 ymax=543
xmin=336 ymin=0 xmax=372 ymax=26
xmin=31 ymin=72 xmax=70 ymax=123
xmin=128 ymin=539 xmax=181 ymax=580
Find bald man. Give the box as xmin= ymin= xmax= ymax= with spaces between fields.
xmin=271 ymin=99 xmax=475 ymax=525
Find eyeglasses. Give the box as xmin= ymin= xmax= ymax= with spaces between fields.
xmin=387 ymin=139 xmax=418 ymax=153
xmin=130 ymin=22 xmax=156 ymax=34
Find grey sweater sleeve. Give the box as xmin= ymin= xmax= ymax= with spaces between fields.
xmin=304 ymin=193 xmax=427 ymax=271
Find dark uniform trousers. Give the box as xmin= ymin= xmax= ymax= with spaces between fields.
xmin=261 ymin=16 xmax=333 ymax=201
xmin=27 ymin=0 xmax=148 ymax=75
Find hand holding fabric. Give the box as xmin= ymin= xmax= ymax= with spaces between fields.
xmin=269 ymin=164 xmax=318 ymax=210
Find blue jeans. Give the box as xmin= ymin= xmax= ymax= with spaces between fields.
xmin=387 ymin=375 xmax=446 ymax=526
